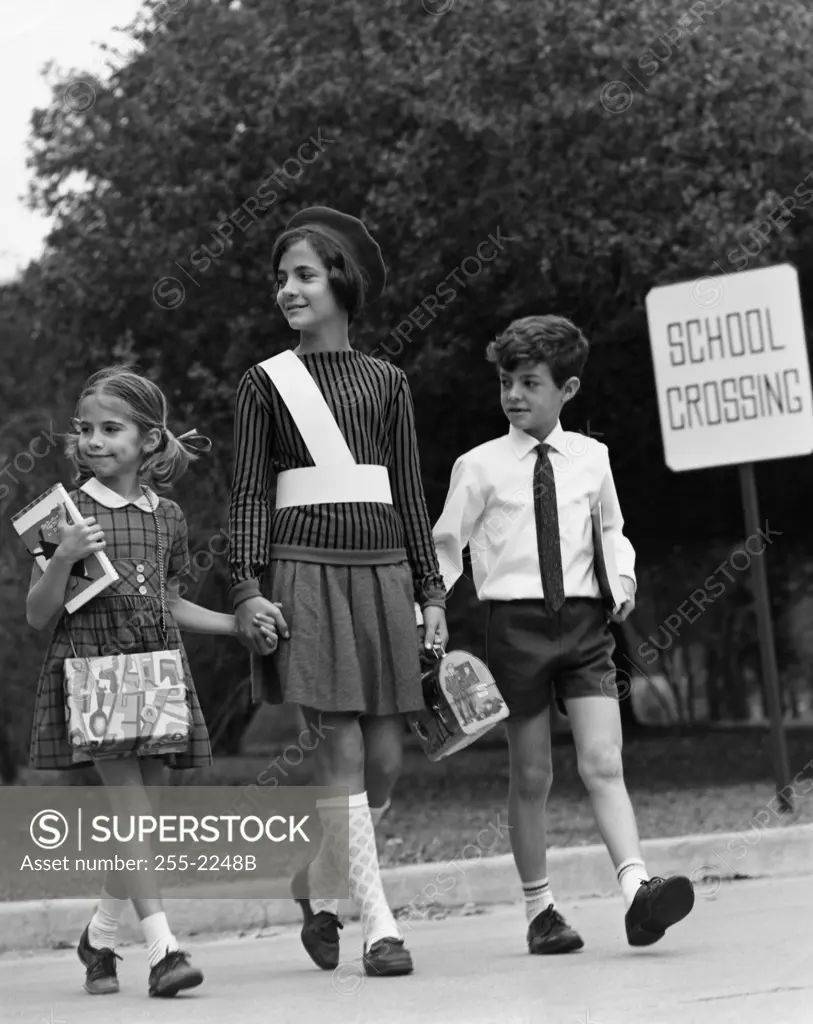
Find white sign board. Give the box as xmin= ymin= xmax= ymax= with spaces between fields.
xmin=645 ymin=263 xmax=813 ymax=472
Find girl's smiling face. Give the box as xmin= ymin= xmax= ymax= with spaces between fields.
xmin=276 ymin=240 xmax=345 ymax=331
xmin=75 ymin=393 xmax=154 ymax=480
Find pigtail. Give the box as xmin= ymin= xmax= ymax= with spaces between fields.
xmin=140 ymin=427 xmax=213 ymax=493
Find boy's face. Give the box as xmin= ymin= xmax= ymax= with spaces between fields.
xmin=498 ymin=360 xmax=580 ymax=439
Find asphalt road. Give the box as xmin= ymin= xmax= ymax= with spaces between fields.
xmin=1 ymin=875 xmax=808 ymax=1024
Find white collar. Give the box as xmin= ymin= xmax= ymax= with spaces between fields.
xmin=507 ymin=421 xmax=566 ymax=460
xmin=80 ymin=477 xmax=159 ymax=512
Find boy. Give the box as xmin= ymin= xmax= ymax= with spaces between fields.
xmin=432 ymin=315 xmax=694 ymax=953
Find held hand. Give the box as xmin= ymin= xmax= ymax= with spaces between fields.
xmin=421 ymin=605 xmax=449 ymax=651
xmin=236 ymin=627 xmax=278 ymax=655
xmin=233 ymin=613 xmax=279 ymax=653
xmin=55 ymin=504 xmax=106 ymax=564
xmin=610 ymin=577 xmax=636 ymax=623
xmin=252 ymin=612 xmax=279 ymax=652
xmin=235 ymin=596 xmax=289 ymax=655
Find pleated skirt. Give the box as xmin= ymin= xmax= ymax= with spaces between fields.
xmin=250 ymin=559 xmax=424 ymax=716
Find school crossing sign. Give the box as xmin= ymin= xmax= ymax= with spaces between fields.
xmin=645 ymin=263 xmax=813 ymax=472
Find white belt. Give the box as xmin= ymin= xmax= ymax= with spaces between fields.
xmin=275 ymin=465 xmax=393 ymax=508
xmin=258 ymin=352 xmax=394 ymax=509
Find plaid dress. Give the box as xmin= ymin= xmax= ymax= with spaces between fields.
xmin=29 ymin=480 xmax=213 ymax=771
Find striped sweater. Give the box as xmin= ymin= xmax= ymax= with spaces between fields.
xmin=228 ymin=348 xmax=446 ymax=610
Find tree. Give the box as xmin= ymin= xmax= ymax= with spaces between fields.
xmin=5 ymin=0 xmax=812 ymax=748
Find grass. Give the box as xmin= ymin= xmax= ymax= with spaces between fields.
xmin=5 ymin=726 xmax=812 ymax=898
xmin=375 ymin=727 xmax=813 ymax=866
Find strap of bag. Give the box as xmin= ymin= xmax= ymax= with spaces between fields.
xmin=65 ymin=486 xmax=169 ymax=658
xmin=257 ymin=351 xmax=356 ymax=465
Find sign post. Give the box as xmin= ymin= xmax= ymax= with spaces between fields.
xmin=738 ymin=461 xmax=790 ymax=809
xmin=645 ymin=263 xmax=813 ymax=811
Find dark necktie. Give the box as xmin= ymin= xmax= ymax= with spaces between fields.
xmin=533 ymin=443 xmax=565 ymax=613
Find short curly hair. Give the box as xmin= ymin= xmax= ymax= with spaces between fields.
xmin=486 ymin=315 xmax=589 ymax=388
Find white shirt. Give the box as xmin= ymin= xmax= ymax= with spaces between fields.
xmin=432 ymin=422 xmax=636 ymax=602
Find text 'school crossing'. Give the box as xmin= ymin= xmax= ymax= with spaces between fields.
xmin=663 ymin=306 xmax=804 ymax=430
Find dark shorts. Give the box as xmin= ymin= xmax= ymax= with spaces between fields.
xmin=485 ymin=598 xmax=617 ymax=718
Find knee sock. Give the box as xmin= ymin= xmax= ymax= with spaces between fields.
xmin=347 ymin=791 xmax=401 ymax=948
xmin=141 ymin=911 xmax=180 ymax=969
xmin=617 ymin=858 xmax=649 ymax=908
xmin=88 ymin=891 xmax=129 ymax=950
xmin=522 ymin=878 xmax=555 ymax=924
xmin=310 ymin=795 xmax=392 ymax=916
xmin=309 ymin=794 xmax=346 ymax=916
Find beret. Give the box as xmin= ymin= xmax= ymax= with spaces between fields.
xmin=285 ymin=206 xmax=387 ymax=303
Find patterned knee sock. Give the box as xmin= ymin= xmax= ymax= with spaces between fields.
xmin=310 ymin=796 xmax=392 ymax=915
xmin=309 ymin=795 xmax=346 ymax=916
xmin=617 ymin=858 xmax=649 ymax=908
xmin=522 ymin=878 xmax=555 ymax=924
xmin=347 ymin=791 xmax=401 ymax=949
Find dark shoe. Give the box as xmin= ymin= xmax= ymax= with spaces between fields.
xmin=526 ymin=906 xmax=585 ymax=955
xmin=625 ymin=875 xmax=695 ymax=947
xmin=77 ymin=924 xmax=121 ymax=995
xmin=148 ymin=949 xmax=203 ymax=998
xmin=292 ymin=864 xmax=343 ymax=970
xmin=363 ymin=937 xmax=414 ymax=977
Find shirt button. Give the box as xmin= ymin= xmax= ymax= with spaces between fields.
xmin=138 ymin=586 xmax=148 ymax=595
xmin=136 ymin=574 xmax=145 ymax=583
xmin=136 ymin=564 xmax=145 ymax=572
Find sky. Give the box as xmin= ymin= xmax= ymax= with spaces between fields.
xmin=0 ymin=0 xmax=147 ymax=283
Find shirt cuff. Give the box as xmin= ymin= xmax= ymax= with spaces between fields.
xmin=416 ymin=573 xmax=447 ymax=610
xmin=230 ymin=578 xmax=262 ymax=611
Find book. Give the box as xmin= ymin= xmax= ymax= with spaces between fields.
xmin=11 ymin=483 xmax=119 ymax=614
xmin=591 ymin=498 xmax=626 ymax=615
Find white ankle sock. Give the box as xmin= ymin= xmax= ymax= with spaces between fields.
xmin=141 ymin=911 xmax=180 ymax=969
xmin=309 ymin=795 xmax=346 ymax=917
xmin=88 ymin=893 xmax=128 ymax=950
xmin=522 ymin=878 xmax=555 ymax=924
xmin=617 ymin=858 xmax=649 ymax=908
xmin=347 ymin=791 xmax=400 ymax=948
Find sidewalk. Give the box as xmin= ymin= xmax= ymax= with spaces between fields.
xmin=2 ymin=822 xmax=810 ymax=954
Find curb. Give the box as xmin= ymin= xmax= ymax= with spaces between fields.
xmin=1 ymin=823 xmax=810 ymax=954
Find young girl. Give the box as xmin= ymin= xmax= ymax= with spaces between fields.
xmin=228 ymin=206 xmax=448 ymax=978
xmin=27 ymin=366 xmax=277 ymax=999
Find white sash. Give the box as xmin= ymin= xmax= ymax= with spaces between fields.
xmin=258 ymin=351 xmax=393 ymax=508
